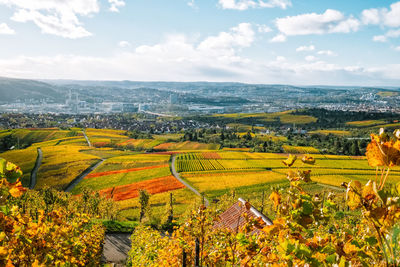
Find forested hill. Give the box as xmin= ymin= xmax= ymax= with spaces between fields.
xmin=0 ymin=77 xmax=64 ymax=103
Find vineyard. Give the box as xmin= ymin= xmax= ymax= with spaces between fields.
xmin=214 ymin=110 xmax=317 ymax=124
xmin=99 ymin=175 xmax=185 ymax=201
xmin=175 ymin=150 xmax=400 ymax=203
xmin=153 ymin=141 xmax=220 ymax=151
xmin=1 ymin=126 xmax=400 ymax=266
xmin=0 ymin=128 xmax=81 ymax=146
xmin=346 ymin=119 xmax=386 ymax=127
xmin=36 ymin=145 xmax=101 ymax=190
xmin=282 ymin=145 xmax=320 ymax=154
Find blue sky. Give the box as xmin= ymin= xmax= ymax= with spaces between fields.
xmin=0 ymin=0 xmax=399 ymax=86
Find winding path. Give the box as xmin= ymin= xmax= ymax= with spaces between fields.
xmin=171 ymin=155 xmax=209 ymax=207
xmin=82 ymin=129 xmax=92 ymax=147
xmin=29 ymin=148 xmax=43 ymax=189
xmin=64 ymin=159 xmax=105 ymax=192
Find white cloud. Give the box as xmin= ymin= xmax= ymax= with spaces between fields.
xmin=362 ymin=2 xmax=400 ymax=28
xmin=257 ymin=24 xmax=272 ymax=33
xmin=118 ymin=41 xmax=131 ymax=48
xmin=0 ymin=22 xmax=15 ymax=34
xmin=361 ymin=8 xmax=380 ymax=25
xmin=275 ymin=9 xmax=360 ymax=38
xmin=373 ymin=35 xmax=387 ymax=42
xmin=305 ymin=55 xmax=317 ymax=62
xmin=373 ymin=29 xmax=400 ymax=42
xmin=0 ymin=23 xmax=399 ymax=86
xmin=187 ymin=0 xmax=197 ymax=9
xmin=108 ymin=0 xmax=125 ymax=12
xmin=296 ymin=45 xmax=315 ymax=52
xmin=395 ymin=46 xmax=400 ymax=51
xmin=269 ymin=34 xmax=286 ymax=42
xmin=275 ymin=56 xmax=286 ymax=62
xmin=198 ymin=23 xmax=255 ymax=56
xmin=0 ymin=0 xmax=99 ymax=38
xmin=218 ymin=0 xmax=291 ymax=10
xmin=317 ymin=50 xmax=336 ymax=56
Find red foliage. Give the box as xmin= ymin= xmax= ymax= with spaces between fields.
xmin=99 ymin=175 xmax=185 ymax=201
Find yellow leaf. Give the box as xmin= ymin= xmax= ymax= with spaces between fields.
xmin=301 ymin=155 xmax=315 ymax=165
xmin=0 ymin=246 xmax=7 ymax=257
xmin=269 ymin=191 xmax=281 ymax=208
xmin=343 ymin=242 xmax=358 ymax=255
xmin=32 ymin=260 xmax=42 ymax=267
xmin=346 ymin=181 xmax=362 ymax=210
xmin=282 ymin=154 xmax=297 ymax=167
xmin=366 ymin=134 xmax=400 ymax=167
xmin=8 ymin=181 xmax=26 ymax=198
xmin=362 ymin=180 xmax=377 ymax=202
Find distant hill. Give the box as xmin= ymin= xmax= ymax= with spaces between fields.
xmin=0 ymin=77 xmax=64 ymax=103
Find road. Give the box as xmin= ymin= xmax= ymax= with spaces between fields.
xmin=30 ymin=147 xmax=43 ymax=189
xmin=64 ymin=159 xmax=105 ymax=192
xmin=82 ymin=129 xmax=92 ymax=147
xmin=171 ymin=155 xmax=209 ymax=207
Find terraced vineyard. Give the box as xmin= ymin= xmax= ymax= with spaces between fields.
xmin=175 ymin=151 xmax=400 ymax=202
xmin=71 ymin=152 xmax=196 ymax=220
xmin=3 ymin=127 xmax=400 ymax=225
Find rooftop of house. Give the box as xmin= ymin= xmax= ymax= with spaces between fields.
xmin=214 ymin=198 xmax=273 ymax=231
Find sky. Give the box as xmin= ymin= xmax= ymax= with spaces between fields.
xmin=0 ymin=0 xmax=400 ymax=86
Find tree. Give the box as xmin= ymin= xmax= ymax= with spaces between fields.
xmin=350 ymin=139 xmax=361 ymax=155
xmin=139 ymin=189 xmax=151 ymax=222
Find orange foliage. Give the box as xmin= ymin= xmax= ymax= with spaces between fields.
xmin=99 ymin=176 xmax=185 ymax=201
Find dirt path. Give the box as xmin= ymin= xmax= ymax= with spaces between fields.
xmin=102 ymin=233 xmax=132 ymax=266
xmin=29 ymin=147 xmax=43 ymax=189
xmin=171 ymin=155 xmax=209 ymax=207
xmin=64 ymin=159 xmax=105 ymax=192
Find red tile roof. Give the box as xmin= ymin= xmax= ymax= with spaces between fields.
xmin=214 ymin=198 xmax=273 ymax=231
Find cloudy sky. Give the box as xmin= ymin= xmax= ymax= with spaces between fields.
xmin=0 ymin=0 xmax=400 ymax=86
